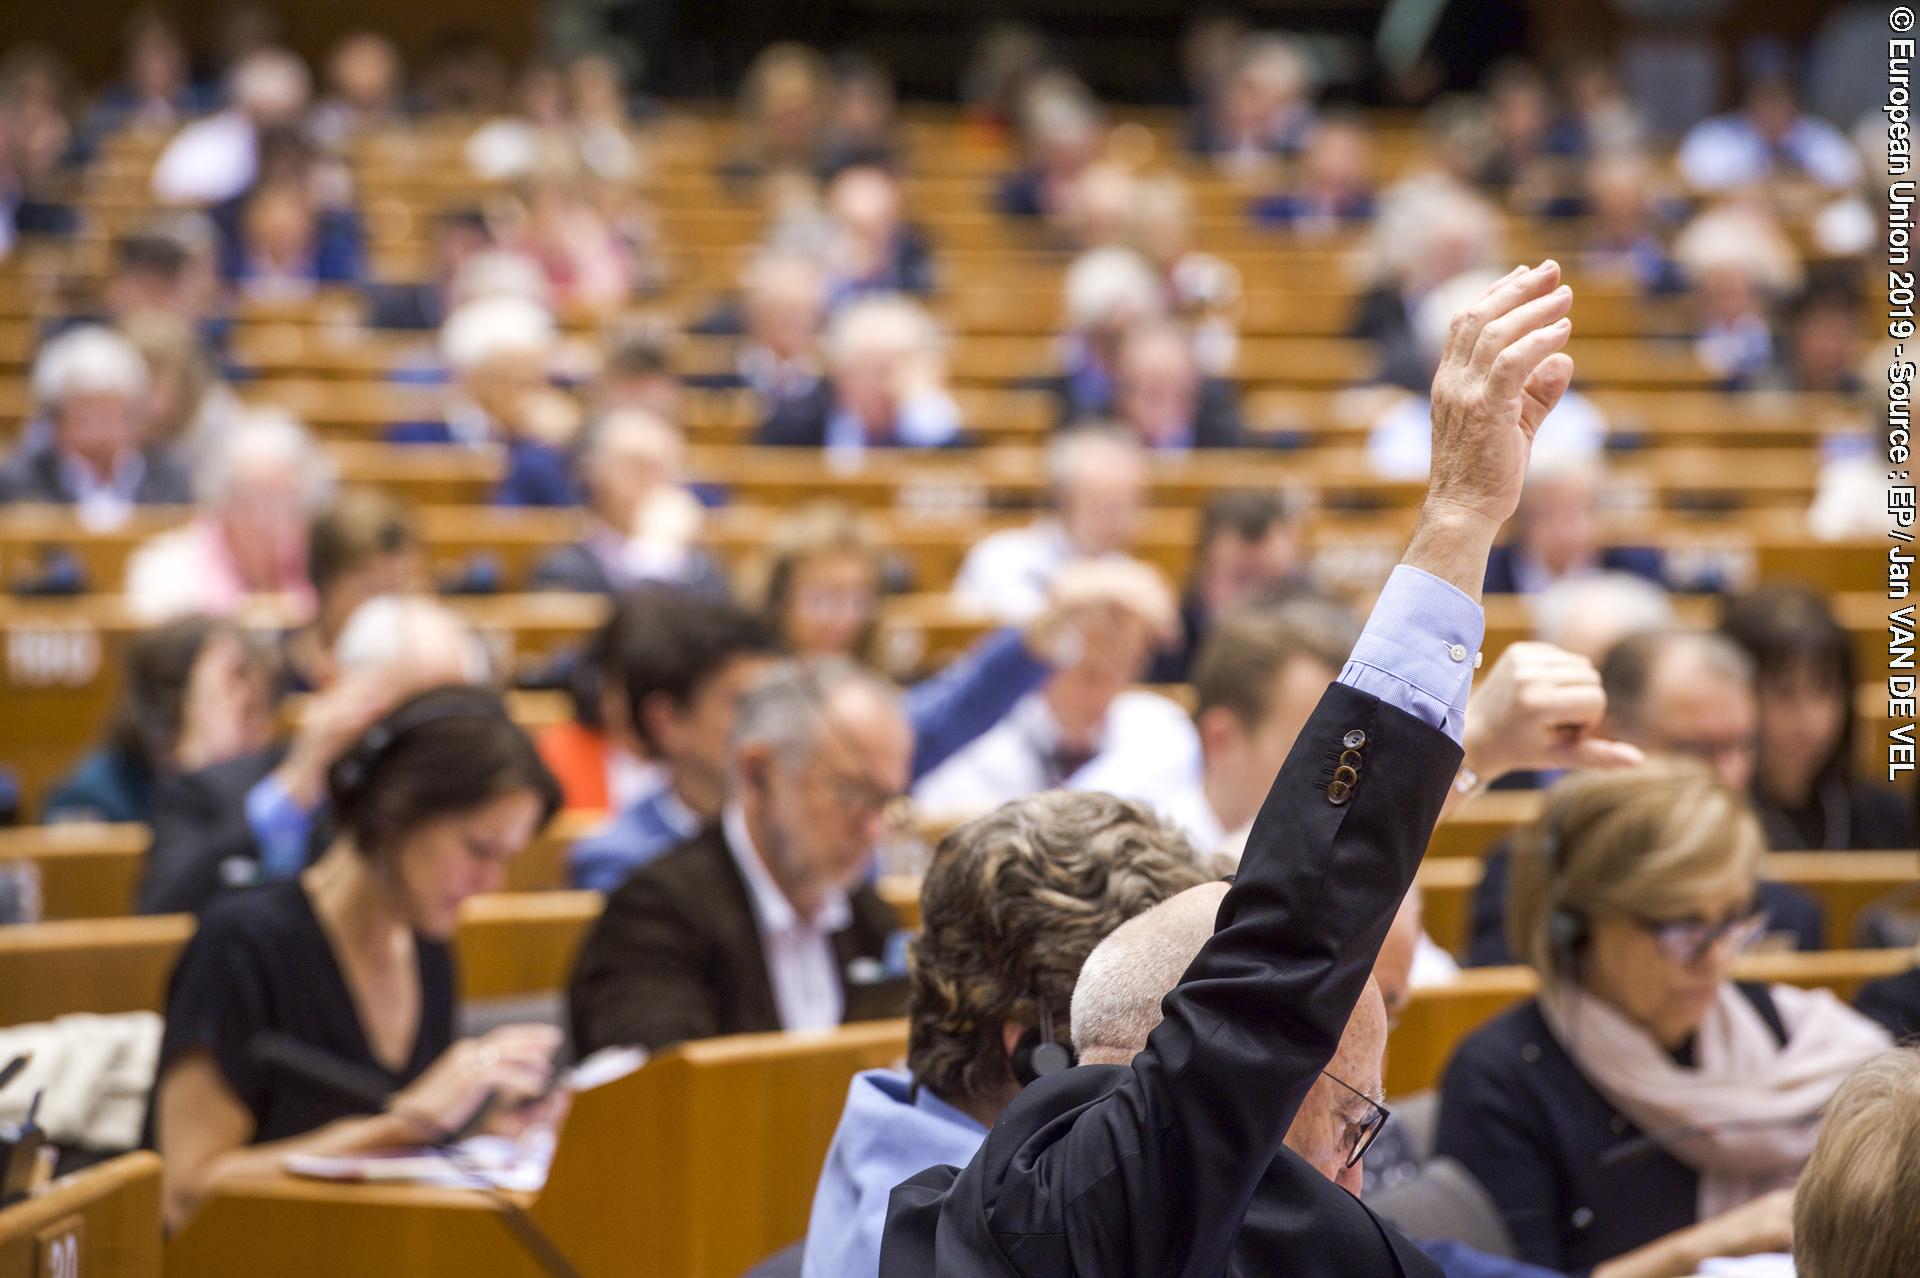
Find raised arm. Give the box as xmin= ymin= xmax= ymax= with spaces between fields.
xmin=891 ymin=262 xmax=1579 ymax=1278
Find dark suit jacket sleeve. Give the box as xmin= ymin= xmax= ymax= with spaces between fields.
xmin=567 ymin=867 xmax=725 ymax=1055
xmin=890 ymin=683 xmax=1460 ymax=1276
xmin=139 ymin=750 xmax=276 ymax=915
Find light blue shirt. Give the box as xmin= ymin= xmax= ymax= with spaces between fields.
xmin=1339 ymin=564 xmax=1483 ymax=744
xmin=567 ymin=784 xmax=703 ymax=892
xmin=244 ymin=773 xmax=313 ymax=881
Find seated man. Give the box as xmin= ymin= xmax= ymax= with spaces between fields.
xmin=1107 ymin=318 xmax=1243 ymax=452
xmin=567 ymin=590 xmax=780 ymax=891
xmin=878 ymin=259 xmax=1575 ymax=1275
xmin=528 ymin=409 xmax=727 ymax=598
xmin=1070 ymin=889 xmax=1561 ymax=1278
xmin=954 ymin=426 xmax=1148 ymax=622
xmin=803 ymin=791 xmax=1209 ymax=1278
xmin=757 ymin=293 xmax=963 ymax=453
xmin=138 ymin=594 xmax=491 ymax=914
xmin=1481 ymin=457 xmax=1666 ymax=596
xmin=568 ymin=659 xmax=913 ymax=1055
xmin=0 ymin=325 xmax=190 ymax=521
xmin=1146 ymin=488 xmax=1308 ymax=683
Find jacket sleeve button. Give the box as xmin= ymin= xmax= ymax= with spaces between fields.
xmin=1342 ymin=729 xmax=1367 ymax=749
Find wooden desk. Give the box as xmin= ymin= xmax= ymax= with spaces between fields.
xmin=0 ymin=1150 xmax=162 ymax=1278
xmin=0 ymin=822 xmax=145 ymax=920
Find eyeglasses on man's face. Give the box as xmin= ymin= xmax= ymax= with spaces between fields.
xmin=1319 ymin=1069 xmax=1390 ymax=1170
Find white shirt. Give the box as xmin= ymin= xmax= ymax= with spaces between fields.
xmin=912 ymin=689 xmax=1201 ymax=819
xmin=722 ymin=803 xmax=850 ymax=1032
xmin=952 ymin=520 xmax=1080 ymax=623
xmin=152 ymin=112 xmax=258 ymax=204
xmin=1074 ymin=749 xmax=1222 ymax=854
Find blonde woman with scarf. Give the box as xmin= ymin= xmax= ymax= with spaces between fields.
xmin=1434 ymin=762 xmax=1888 ymax=1277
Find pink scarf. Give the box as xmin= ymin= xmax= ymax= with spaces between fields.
xmin=1540 ymin=981 xmax=1889 ymax=1220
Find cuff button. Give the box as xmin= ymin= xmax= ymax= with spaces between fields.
xmin=1327 ymin=779 xmax=1352 ymax=805
xmin=1448 ymin=643 xmax=1468 ymax=662
xmin=1342 ymin=729 xmax=1367 ymax=750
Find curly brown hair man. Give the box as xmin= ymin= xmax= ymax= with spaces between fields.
xmin=801 ymin=790 xmax=1208 ymax=1278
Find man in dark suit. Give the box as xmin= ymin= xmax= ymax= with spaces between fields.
xmin=755 ymin=295 xmax=964 ymax=453
xmin=569 ymin=659 xmax=915 ymax=1055
xmin=1479 ymin=458 xmax=1668 ymax=596
xmin=879 ymin=259 xmax=1581 ymax=1276
xmin=1106 ymin=318 xmax=1245 ymax=451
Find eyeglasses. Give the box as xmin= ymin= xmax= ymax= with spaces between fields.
xmin=811 ymin=764 xmax=915 ymax=830
xmin=1319 ymin=1070 xmax=1390 ymax=1170
xmin=1630 ymin=908 xmax=1768 ymax=966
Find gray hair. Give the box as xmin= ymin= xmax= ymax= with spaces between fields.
xmin=333 ymin=594 xmax=492 ymax=683
xmin=731 ymin=657 xmax=902 ymax=772
xmin=1532 ymin=572 xmax=1676 ymax=651
xmin=824 ymin=293 xmax=943 ymax=371
xmin=1063 ymin=247 xmax=1166 ymax=332
xmin=1046 ymin=424 xmax=1145 ymax=494
xmin=1071 ymin=882 xmax=1229 ymax=1066
xmin=32 ymin=325 xmax=149 ymax=406
xmin=194 ymin=409 xmax=335 ymax=511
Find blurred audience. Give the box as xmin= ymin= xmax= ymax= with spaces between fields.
xmin=758 ymin=294 xmax=962 ymax=452
xmin=279 ymin=488 xmax=426 ymax=694
xmin=1187 ymin=33 xmax=1317 ymax=173
xmin=1483 ymin=457 xmax=1664 ymax=595
xmin=363 ymin=206 xmax=493 ymax=331
xmin=1673 ymin=204 xmax=1803 ymax=390
xmin=1580 ymin=152 xmax=1684 ymax=296
xmin=1529 ymin=572 xmax=1676 ymax=668
xmin=221 ymin=178 xmax=366 ymax=298
xmin=1438 ymin=764 xmax=1886 ymax=1275
xmin=724 ymin=43 xmax=833 ymax=187
xmin=0 ymin=48 xmax=83 ymax=243
xmin=504 ymin=174 xmax=642 ymax=314
xmin=1250 ymin=114 xmax=1378 ymax=234
xmin=0 ymin=325 xmax=190 ymax=522
xmin=1720 ymin=586 xmax=1916 ymax=852
xmin=151 ymin=686 xmax=562 ymax=1231
xmin=1679 ymin=72 xmax=1860 ymax=193
xmin=1148 ymin=488 xmax=1308 ymax=683
xmin=88 ymin=15 xmax=205 ymax=137
xmin=819 ymin=54 xmax=899 ymax=173
xmin=43 ymin=617 xmax=273 ymax=826
xmin=530 ymin=409 xmax=724 ymax=597
xmin=996 ymin=74 xmax=1104 ymax=223
xmin=1351 ymin=181 xmax=1504 ymax=392
xmin=152 ymin=48 xmax=312 ymax=205
xmin=307 ymin=32 xmax=406 ymax=147
xmin=1049 ymin=247 xmax=1168 ymax=424
xmin=126 ymin=410 xmax=333 ymax=621
xmin=955 ymin=426 xmax=1148 ymax=621
xmin=567 ymin=659 xmax=912 ymax=1054
xmin=120 ymin=313 xmax=243 ymax=471
xmin=1107 ymin=318 xmax=1243 ymax=451
xmin=820 ymin=162 xmax=934 ymax=303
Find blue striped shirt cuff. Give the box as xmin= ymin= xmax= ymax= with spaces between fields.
xmin=1338 ymin=565 xmax=1484 ymax=746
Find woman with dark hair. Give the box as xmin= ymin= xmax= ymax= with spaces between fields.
xmin=43 ymin=616 xmax=272 ymax=824
xmin=149 ymin=686 xmax=564 ymax=1230
xmin=1719 ymin=585 xmax=1915 ymax=851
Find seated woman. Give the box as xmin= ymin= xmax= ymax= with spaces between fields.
xmin=149 ymin=686 xmax=564 ymax=1230
xmin=42 ymin=616 xmax=273 ymax=825
xmin=1435 ymin=762 xmax=1889 ymax=1278
xmin=1720 ymin=586 xmax=1916 ymax=853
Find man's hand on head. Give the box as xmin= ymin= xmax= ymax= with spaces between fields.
xmin=1406 ymin=262 xmax=1576 ymax=600
xmin=1462 ymin=641 xmax=1645 ymax=783
xmin=1025 ymin=558 xmax=1181 ymax=669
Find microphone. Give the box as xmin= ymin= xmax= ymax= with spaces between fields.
xmin=247 ymin=1034 xmax=582 ymax=1278
xmin=1597 ymin=1113 xmax=1822 ymax=1169
xmin=0 ymin=1055 xmax=28 ymax=1094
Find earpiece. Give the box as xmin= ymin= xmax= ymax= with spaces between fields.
xmin=327 ymin=689 xmax=507 ymax=812
xmin=1534 ymin=804 xmax=1588 ymax=964
xmin=1010 ymin=1001 xmax=1076 ymax=1086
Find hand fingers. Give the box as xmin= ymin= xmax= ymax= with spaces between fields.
xmin=1440 ymin=264 xmax=1526 ymax=367
xmin=1570 ymin=737 xmax=1645 ymax=770
xmin=1470 ymin=285 xmax=1573 ymax=377
xmin=1486 ymin=315 xmax=1572 ymax=405
xmin=1444 ymin=261 xmax=1561 ymax=371
xmin=1518 ymin=352 xmax=1576 ymax=434
xmin=1519 ymin=683 xmax=1607 ymax=727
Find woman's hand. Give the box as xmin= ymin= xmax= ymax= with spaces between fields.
xmin=388 ymin=1024 xmax=562 ymax=1140
xmin=1697 ymin=1188 xmax=1795 ymax=1259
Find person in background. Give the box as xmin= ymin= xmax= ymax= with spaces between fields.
xmin=533 ymin=591 xmax=656 ymax=819
xmin=820 ymin=162 xmax=934 ymax=303
xmin=1048 ymin=246 xmax=1167 ymax=425
xmin=1106 ymin=318 xmax=1243 ymax=451
xmin=1148 ymin=488 xmax=1308 ymax=683
xmin=150 ymin=687 xmax=563 ymax=1231
xmin=530 ymin=409 xmax=724 ymax=598
xmin=138 ymin=595 xmax=493 ymax=915
xmin=1467 ymin=629 xmax=1826 ymax=966
xmin=819 ymin=54 xmax=900 ymax=173
xmin=0 ymin=48 xmax=83 ymax=242
xmin=1791 ymin=1046 xmax=1920 ymax=1278
xmin=1188 ymin=32 xmax=1317 ymax=173
xmin=1758 ymin=283 xmax=1866 ymax=397
xmin=1250 ymin=113 xmax=1378 ymax=234
xmin=279 ymin=487 xmax=426 ymax=695
xmin=121 ymin=312 xmax=243 ymax=471
xmin=724 ymin=43 xmax=833 ymax=187
xmin=590 ymin=328 xmax=682 ymax=423
xmin=1678 ymin=72 xmax=1860 ymax=193
xmin=1072 ymin=887 xmax=1560 ymax=1278
xmin=1580 ymin=152 xmax=1684 ymax=296
xmin=803 ymin=791 xmax=1208 ymax=1278
xmin=1672 ymin=204 xmax=1801 ymax=390
xmin=43 ymin=617 xmax=274 ymax=826
xmin=87 ymin=14 xmax=204 ymax=138
xmin=758 ymin=293 xmax=962 ymax=453
xmin=995 ymin=76 xmax=1103 ymax=222
xmin=125 ymin=411 xmax=333 ymax=622
xmin=1528 ymin=572 xmax=1676 ymax=668
xmin=221 ymin=178 xmax=366 ymax=299
xmin=1350 ymin=179 xmax=1503 ymax=393
xmin=390 ymin=295 xmax=581 ymax=508
xmin=567 ymin=660 xmax=912 ymax=1055
xmin=306 ymin=32 xmax=406 ymax=147
xmin=1720 ymin=586 xmax=1915 ymax=852
xmin=1437 ymin=764 xmax=1887 ymax=1277
xmin=152 ymin=47 xmax=312 ymax=206
xmin=507 ymin=173 xmax=639 ymax=316
xmin=566 ymin=589 xmax=780 ymax=891
xmin=954 ymin=426 xmax=1148 ymax=622
xmin=1481 ymin=456 xmax=1665 ymax=595
xmin=701 ymin=248 xmax=827 ymax=411
xmin=1474 ymin=62 xmax=1559 ymax=206
xmin=0 ymin=325 xmax=191 ymax=522
xmin=363 ymin=207 xmax=493 ymax=331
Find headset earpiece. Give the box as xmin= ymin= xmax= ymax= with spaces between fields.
xmin=1010 ymin=1001 xmax=1076 ymax=1087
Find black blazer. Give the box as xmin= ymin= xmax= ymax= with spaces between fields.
xmin=1434 ymin=987 xmax=1787 ymax=1273
xmin=0 ymin=444 xmax=191 ymax=507
xmin=567 ymin=823 xmax=906 ymax=1056
xmin=754 ymin=383 xmax=970 ymax=450
xmin=527 ymin=540 xmax=732 ymax=600
xmin=1043 ymin=373 xmax=1247 ymax=449
xmin=880 ymin=682 xmax=1460 ymax=1277
xmin=1480 ymin=545 xmax=1667 ymax=596
xmin=140 ymin=745 xmax=311 ymax=916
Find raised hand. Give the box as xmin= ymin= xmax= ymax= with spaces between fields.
xmin=1462 ymin=642 xmax=1644 ymax=783
xmin=1426 ymin=261 xmax=1575 ymax=529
